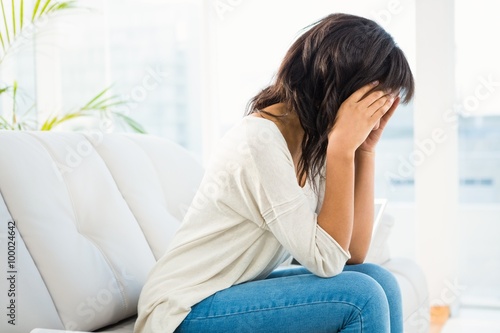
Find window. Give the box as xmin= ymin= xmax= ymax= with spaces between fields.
xmin=455 ymin=0 xmax=500 ymax=307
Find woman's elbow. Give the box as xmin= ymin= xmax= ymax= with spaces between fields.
xmin=346 ymin=245 xmax=369 ymax=265
xmin=346 ymin=253 xmax=367 ymax=265
xmin=346 ymin=257 xmax=365 ymax=265
xmin=311 ymin=257 xmax=349 ymax=278
xmin=315 ymin=266 xmax=344 ymax=278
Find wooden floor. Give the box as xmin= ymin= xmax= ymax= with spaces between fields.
xmin=430 ymin=306 xmax=450 ymax=333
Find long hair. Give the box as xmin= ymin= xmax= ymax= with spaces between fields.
xmin=246 ymin=13 xmax=415 ymax=186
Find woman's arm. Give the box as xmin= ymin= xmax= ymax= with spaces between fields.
xmin=317 ymin=148 xmax=376 ymax=265
xmin=318 ymin=144 xmax=356 ymax=253
xmin=317 ymin=82 xmax=396 ymax=253
xmin=348 ymin=96 xmax=400 ymax=263
xmin=348 ymin=150 xmax=375 ymax=264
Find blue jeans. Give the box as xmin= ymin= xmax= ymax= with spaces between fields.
xmin=176 ymin=263 xmax=403 ymax=333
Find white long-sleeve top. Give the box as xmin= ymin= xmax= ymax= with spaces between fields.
xmin=134 ymin=116 xmax=351 ymax=333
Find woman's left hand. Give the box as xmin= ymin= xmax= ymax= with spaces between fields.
xmin=357 ymin=95 xmax=400 ymax=154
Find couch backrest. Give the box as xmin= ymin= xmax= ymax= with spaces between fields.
xmin=0 ymin=131 xmax=203 ymax=332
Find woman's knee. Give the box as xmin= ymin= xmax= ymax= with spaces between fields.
xmin=346 ymin=271 xmax=389 ymax=303
xmin=315 ymin=272 xmax=388 ymax=311
xmin=335 ymin=272 xmax=390 ymax=330
xmin=345 ymin=263 xmax=400 ymax=294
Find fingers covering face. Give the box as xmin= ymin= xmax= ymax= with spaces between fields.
xmin=343 ymin=82 xmax=399 ymax=125
xmin=349 ymin=81 xmax=395 ymax=108
xmin=350 ymin=81 xmax=380 ymax=103
xmin=370 ymin=94 xmax=395 ymax=118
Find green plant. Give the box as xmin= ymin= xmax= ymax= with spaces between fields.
xmin=1 ymin=0 xmax=77 ymax=64
xmin=40 ymin=86 xmax=145 ymax=132
xmin=0 ymin=85 xmax=146 ymax=132
xmin=0 ymin=81 xmax=18 ymax=129
xmin=0 ymin=0 xmax=145 ymax=133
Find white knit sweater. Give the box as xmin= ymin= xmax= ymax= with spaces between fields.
xmin=135 ymin=116 xmax=350 ymax=333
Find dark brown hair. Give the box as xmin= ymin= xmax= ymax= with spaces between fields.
xmin=246 ymin=13 xmax=414 ymax=185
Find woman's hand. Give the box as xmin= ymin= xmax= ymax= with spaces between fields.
xmin=358 ymin=95 xmax=400 ymax=154
xmin=328 ymin=82 xmax=397 ymax=154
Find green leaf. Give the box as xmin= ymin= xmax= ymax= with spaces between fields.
xmin=11 ymin=80 xmax=17 ymax=124
xmin=80 ymin=93 xmax=127 ymax=114
xmin=0 ymin=85 xmax=10 ymax=94
xmin=80 ymin=86 xmax=112 ymax=110
xmin=38 ymin=0 xmax=52 ymax=17
xmin=113 ymin=112 xmax=146 ymax=134
xmin=0 ymin=30 xmax=5 ymax=51
xmin=19 ymin=0 xmax=23 ymax=30
xmin=1 ymin=0 xmax=11 ymax=44
xmin=40 ymin=117 xmax=56 ymax=131
xmin=47 ymin=0 xmax=76 ymax=13
xmin=31 ymin=0 xmax=41 ymax=21
xmin=0 ymin=115 xmax=14 ymax=130
xmin=11 ymin=0 xmax=15 ymax=36
xmin=88 ymin=95 xmax=123 ymax=109
xmin=40 ymin=111 xmax=88 ymax=130
xmin=92 ymin=99 xmax=125 ymax=109
xmin=40 ymin=115 xmax=62 ymax=131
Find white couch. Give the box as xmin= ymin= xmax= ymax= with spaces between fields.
xmin=0 ymin=131 xmax=430 ymax=333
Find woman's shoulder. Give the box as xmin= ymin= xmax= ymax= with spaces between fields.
xmin=236 ymin=116 xmax=282 ymax=137
xmin=222 ymin=116 xmax=286 ymax=150
xmin=211 ymin=116 xmax=291 ymax=167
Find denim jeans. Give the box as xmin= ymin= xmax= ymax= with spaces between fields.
xmin=176 ymin=263 xmax=403 ymax=333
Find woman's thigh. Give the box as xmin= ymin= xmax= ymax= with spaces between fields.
xmin=176 ymin=267 xmax=390 ymax=333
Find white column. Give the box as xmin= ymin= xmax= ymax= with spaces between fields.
xmin=415 ymin=0 xmax=460 ymax=310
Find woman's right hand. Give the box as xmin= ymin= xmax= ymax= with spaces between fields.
xmin=328 ymin=81 xmax=395 ymax=154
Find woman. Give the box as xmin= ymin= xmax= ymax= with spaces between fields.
xmin=135 ymin=13 xmax=414 ymax=333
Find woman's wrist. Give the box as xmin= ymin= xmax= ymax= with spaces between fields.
xmin=355 ymin=148 xmax=376 ymax=157
xmin=327 ymin=142 xmax=356 ymax=160
xmin=327 ymin=134 xmax=357 ymax=158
